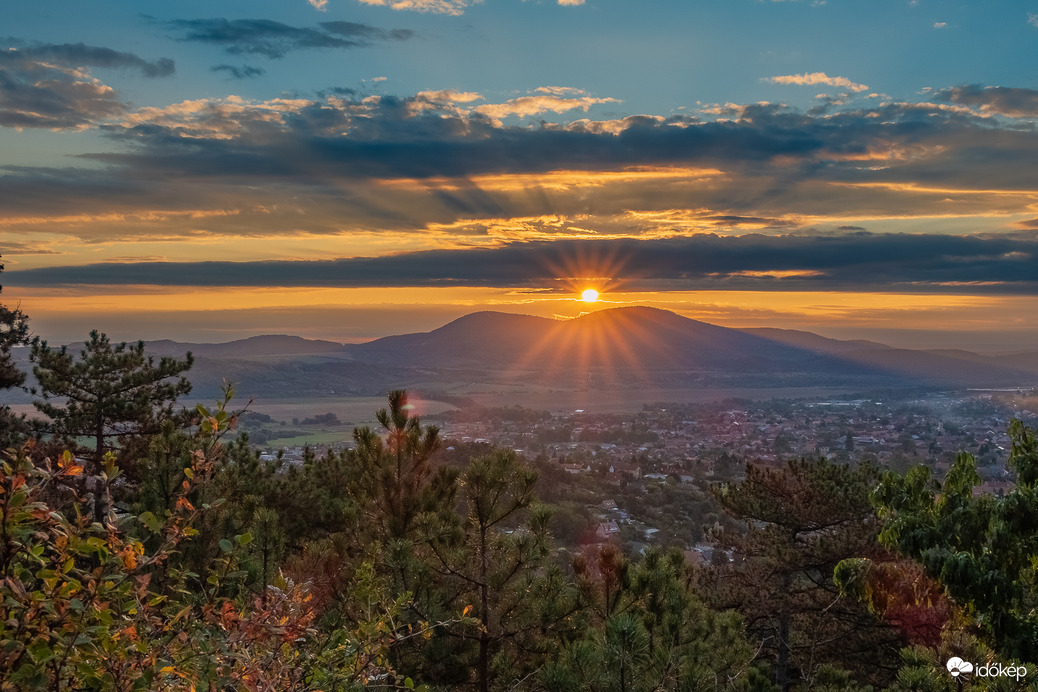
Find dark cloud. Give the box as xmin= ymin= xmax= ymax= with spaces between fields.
xmin=4 ymin=94 xmax=1038 ymax=241
xmin=165 ymin=18 xmax=413 ymax=59
xmin=7 ymin=233 xmax=1038 ymax=294
xmin=94 ymin=95 xmax=1022 ymax=187
xmin=936 ymin=84 xmax=1038 ymax=117
xmin=0 ymin=40 xmax=174 ymax=129
xmin=211 ymin=64 xmax=266 ymax=79
xmin=319 ymin=86 xmax=357 ymax=97
xmin=703 ymin=215 xmax=799 ymax=228
xmin=838 ymin=225 xmax=866 ymax=231
xmin=0 ymin=41 xmax=174 ymax=77
xmin=0 ymin=67 xmax=125 ymax=129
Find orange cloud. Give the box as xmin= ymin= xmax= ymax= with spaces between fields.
xmin=766 ymin=72 xmax=868 ymax=92
xmin=123 ymin=96 xmax=312 ymax=138
xmin=377 ymin=166 xmax=724 ymax=192
xmin=355 ymin=0 xmax=477 ymax=14
xmin=474 ymin=95 xmax=620 ymax=122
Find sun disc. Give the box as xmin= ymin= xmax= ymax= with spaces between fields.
xmin=581 ymin=289 xmax=599 ymax=303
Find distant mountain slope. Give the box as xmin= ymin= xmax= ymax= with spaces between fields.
xmin=743 ymin=325 xmax=1038 ymax=386
xmin=346 ymin=306 xmax=1038 ymax=389
xmin=740 ymin=327 xmax=892 ymax=354
xmin=350 ymin=307 xmax=832 ymax=371
xmin=145 ymin=335 xmax=347 ymax=359
xmin=346 ymin=306 xmax=886 ymax=389
xmin=349 ymin=311 xmax=552 ymax=368
xmin=9 ymin=308 xmax=1033 ymax=405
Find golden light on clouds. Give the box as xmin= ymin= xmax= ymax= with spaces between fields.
xmin=376 ymin=166 xmax=726 ymax=193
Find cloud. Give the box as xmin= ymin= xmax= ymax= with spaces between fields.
xmin=415 ymin=89 xmax=483 ymax=103
xmin=535 ymin=86 xmax=588 ymax=96
xmin=473 ymin=94 xmax=620 ymax=121
xmin=0 ymin=41 xmax=174 ymax=78
xmin=354 ymin=0 xmax=477 ymax=15
xmin=766 ymin=72 xmax=868 ymax=93
xmin=933 ymin=21 xmax=947 ymax=29
xmin=0 ymin=40 xmax=175 ymax=129
xmin=118 ymin=95 xmax=314 ymax=139
xmin=308 ymin=0 xmax=329 ymax=10
xmin=558 ymin=0 xmax=585 ymax=5
xmin=165 ymin=18 xmax=413 ymax=59
xmin=5 ymin=90 xmax=1038 ymax=248
xmin=0 ymin=69 xmax=123 ymax=129
xmin=1029 ymin=13 xmax=1038 ymax=28
xmin=7 ymin=233 xmax=1038 ymax=295
xmin=935 ymin=84 xmax=1038 ymax=117
xmin=0 ymin=241 xmax=62 ymax=255
xmin=211 ymin=64 xmax=266 ymax=79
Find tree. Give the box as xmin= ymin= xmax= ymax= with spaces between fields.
xmin=419 ymin=449 xmax=577 ymax=692
xmin=350 ymin=389 xmax=449 ymax=541
xmin=0 ymin=258 xmax=30 ymax=448
xmin=0 ymin=398 xmax=424 ymax=692
xmin=30 ymin=330 xmax=193 ymax=467
xmin=705 ymin=458 xmax=902 ymax=689
xmin=870 ymin=419 xmax=1038 ymax=662
xmin=548 ymin=545 xmax=768 ymax=691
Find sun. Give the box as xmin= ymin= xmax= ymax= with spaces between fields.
xmin=580 ymin=288 xmax=600 ymax=303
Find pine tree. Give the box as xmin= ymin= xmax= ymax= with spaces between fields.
xmin=419 ymin=449 xmax=577 ymax=692
xmin=871 ymin=419 xmax=1038 ymax=662
xmin=706 ymin=458 xmax=902 ymax=689
xmin=547 ymin=546 xmax=767 ymax=691
xmin=31 ymin=330 xmax=193 ymax=467
xmin=351 ymin=389 xmax=449 ymax=541
xmin=0 ymin=258 xmax=30 ymax=448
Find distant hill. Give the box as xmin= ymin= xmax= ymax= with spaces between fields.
xmin=345 ymin=306 xmax=1038 ymax=390
xmin=740 ymin=327 xmax=892 ymax=354
xmin=351 ymin=307 xmax=866 ymax=375
xmin=145 ymin=335 xmax=346 ymax=359
xmin=744 ymin=325 xmax=1038 ymax=384
xmin=349 ymin=311 xmax=550 ymax=368
xmin=7 ymin=308 xmax=1037 ymax=404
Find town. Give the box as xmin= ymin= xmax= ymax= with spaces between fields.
xmin=246 ymin=387 xmax=1038 ymax=558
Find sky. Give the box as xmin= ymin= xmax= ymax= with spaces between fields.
xmin=2 ymin=0 xmax=1038 ymax=349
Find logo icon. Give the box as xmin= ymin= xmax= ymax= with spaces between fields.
xmin=947 ymin=657 xmax=974 ymax=677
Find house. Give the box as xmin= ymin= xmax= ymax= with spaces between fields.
xmin=595 ymin=521 xmax=620 ymax=541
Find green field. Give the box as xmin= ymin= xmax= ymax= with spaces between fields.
xmin=243 ymin=395 xmax=460 ymax=448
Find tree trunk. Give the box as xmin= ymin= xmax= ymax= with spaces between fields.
xmin=479 ymin=523 xmax=490 ymax=692
xmin=776 ymin=612 xmax=790 ymax=691
xmin=93 ymin=413 xmax=108 ymax=524
xmin=94 ymin=413 xmax=105 ymax=471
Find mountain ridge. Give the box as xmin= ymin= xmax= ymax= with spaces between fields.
xmin=134 ymin=307 xmax=1038 ymax=389
xmin=9 ymin=306 xmax=1026 ymax=401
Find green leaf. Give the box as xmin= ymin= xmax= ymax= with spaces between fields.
xmin=236 ymin=532 xmax=253 ymax=547
xmin=218 ymin=538 xmax=234 ymax=554
xmin=137 ymin=511 xmax=161 ymax=533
